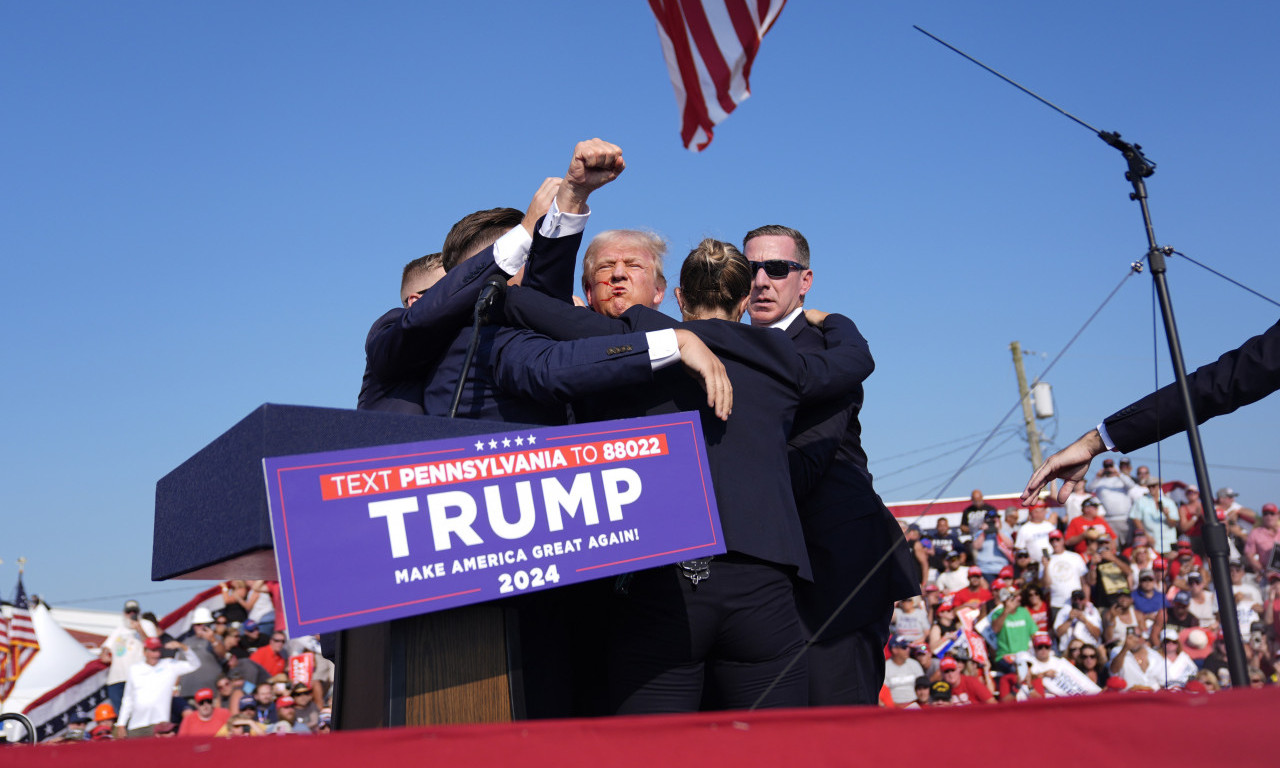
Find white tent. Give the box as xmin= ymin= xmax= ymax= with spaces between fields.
xmin=2 ymin=603 xmax=102 ymax=741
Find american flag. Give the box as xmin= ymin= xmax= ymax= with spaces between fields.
xmin=649 ymin=0 xmax=787 ymax=151
xmin=0 ymin=575 xmax=40 ymax=702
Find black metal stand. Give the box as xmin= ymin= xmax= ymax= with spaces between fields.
xmin=1100 ymin=131 xmax=1250 ymax=688
xmin=447 ymin=278 xmax=504 ymax=418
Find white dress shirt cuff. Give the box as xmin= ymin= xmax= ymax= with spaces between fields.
xmin=538 ymin=198 xmax=590 ymax=239
xmin=493 ymin=226 xmax=533 ymax=275
xmin=646 ymin=329 xmax=680 ymax=370
xmin=1096 ymin=422 xmax=1117 ymax=452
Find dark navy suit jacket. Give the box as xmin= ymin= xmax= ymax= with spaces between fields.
xmin=782 ymin=313 xmax=919 ymax=638
xmin=359 ymin=231 xmax=518 ymax=414
xmin=503 ymin=287 xmax=875 ymax=580
xmin=1104 ymin=318 xmax=1280 ymax=453
xmin=357 ymin=307 xmax=425 ymax=414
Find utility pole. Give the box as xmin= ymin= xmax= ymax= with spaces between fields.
xmin=1010 ymin=341 xmax=1044 ymax=470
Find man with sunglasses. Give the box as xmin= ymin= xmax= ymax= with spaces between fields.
xmin=178 ymin=687 xmax=230 ymax=737
xmin=743 ymin=225 xmax=917 ymax=706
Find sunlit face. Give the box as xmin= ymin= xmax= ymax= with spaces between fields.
xmin=745 ymin=235 xmax=812 ymax=326
xmin=586 ymin=245 xmax=664 ymax=318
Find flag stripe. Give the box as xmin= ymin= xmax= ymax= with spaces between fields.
xmin=650 ymin=0 xmax=787 ymax=151
xmin=650 ymin=0 xmax=717 ymax=150
xmin=681 ymin=1 xmax=740 ymax=116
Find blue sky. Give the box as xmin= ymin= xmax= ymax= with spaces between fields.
xmin=4 ymin=2 xmax=1278 ymax=615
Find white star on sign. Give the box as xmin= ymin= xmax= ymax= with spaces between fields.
xmin=527 ymin=435 xmax=537 ymax=444
xmin=502 ymin=437 xmax=511 ymax=448
xmin=475 ymin=441 xmax=484 ymax=451
xmin=489 ymin=439 xmax=498 ymax=449
xmin=514 ymin=436 xmax=524 ymax=446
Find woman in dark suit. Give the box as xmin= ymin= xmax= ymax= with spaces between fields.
xmin=496 ymin=239 xmax=872 ymax=714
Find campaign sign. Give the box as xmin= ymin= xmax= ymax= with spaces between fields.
xmin=263 ymin=412 xmax=723 ymax=634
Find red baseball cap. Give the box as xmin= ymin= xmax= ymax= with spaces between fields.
xmin=967 ymin=566 xmax=982 ymax=577
xmin=999 ymin=565 xmax=1014 ymax=578
xmin=939 ymin=657 xmax=958 ymax=671
xmin=144 ymin=637 xmax=163 ymax=650
xmin=194 ymin=688 xmax=214 ymax=703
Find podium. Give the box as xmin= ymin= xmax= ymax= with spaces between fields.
xmin=153 ymin=404 xmax=537 ymax=728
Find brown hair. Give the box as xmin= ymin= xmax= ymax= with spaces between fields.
xmin=400 ymin=252 xmax=443 ymax=294
xmin=441 ymin=208 xmax=523 ymax=272
xmin=678 ymin=239 xmax=751 ymax=316
xmin=743 ymin=224 xmax=811 ymax=268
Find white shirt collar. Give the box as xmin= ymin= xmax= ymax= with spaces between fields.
xmin=770 ymin=307 xmax=805 ymax=330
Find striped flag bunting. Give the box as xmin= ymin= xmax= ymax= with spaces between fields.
xmin=0 ymin=575 xmax=40 ymax=702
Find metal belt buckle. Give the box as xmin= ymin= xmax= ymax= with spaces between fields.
xmin=677 ymin=557 xmax=713 ymax=587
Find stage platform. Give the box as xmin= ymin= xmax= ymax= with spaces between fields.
xmin=16 ymin=686 xmax=1274 ymax=765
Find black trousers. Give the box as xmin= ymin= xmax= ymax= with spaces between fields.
xmin=804 ymin=609 xmax=891 ymax=706
xmin=607 ymin=556 xmax=808 ymax=714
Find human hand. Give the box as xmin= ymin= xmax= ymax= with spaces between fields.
xmin=803 ymin=309 xmax=829 ymax=326
xmin=675 ymin=329 xmax=733 ymax=421
xmin=559 ymin=138 xmax=624 ymax=212
xmin=522 ymin=177 xmax=563 ymax=236
xmin=1022 ymin=429 xmax=1107 ymax=504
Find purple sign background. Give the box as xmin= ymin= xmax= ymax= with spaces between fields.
xmin=263 ymin=412 xmax=723 ymax=635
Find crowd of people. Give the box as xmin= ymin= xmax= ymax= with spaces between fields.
xmin=883 ymin=475 xmax=1280 ymax=707
xmin=47 ymin=580 xmax=332 ymax=742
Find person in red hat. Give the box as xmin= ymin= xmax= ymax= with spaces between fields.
xmin=179 ymin=687 xmax=230 ymax=737
xmin=952 ymin=568 xmax=993 ymax=614
xmin=1168 ymin=536 xmax=1204 ymax=582
xmin=116 ymin=636 xmax=199 ymax=738
xmin=926 ymin=596 xmax=961 ymax=653
xmin=937 ymin=656 xmax=994 ymax=705
xmin=1044 ymin=529 xmax=1088 ymax=620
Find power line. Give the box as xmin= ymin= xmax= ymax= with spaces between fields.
xmin=1172 ymin=250 xmax=1280 ymax=309
xmin=43 ymin=584 xmax=215 ymax=608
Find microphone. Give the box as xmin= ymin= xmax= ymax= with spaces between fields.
xmin=474 ymin=275 xmax=507 ymax=325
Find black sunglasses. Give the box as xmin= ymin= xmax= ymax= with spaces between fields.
xmin=749 ymin=259 xmax=804 ymax=279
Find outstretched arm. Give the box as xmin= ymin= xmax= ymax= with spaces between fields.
xmin=505 ymin=283 xmax=639 ymax=339
xmin=492 ymin=327 xmax=731 ymax=420
xmin=1021 ymin=429 xmax=1106 ymax=504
